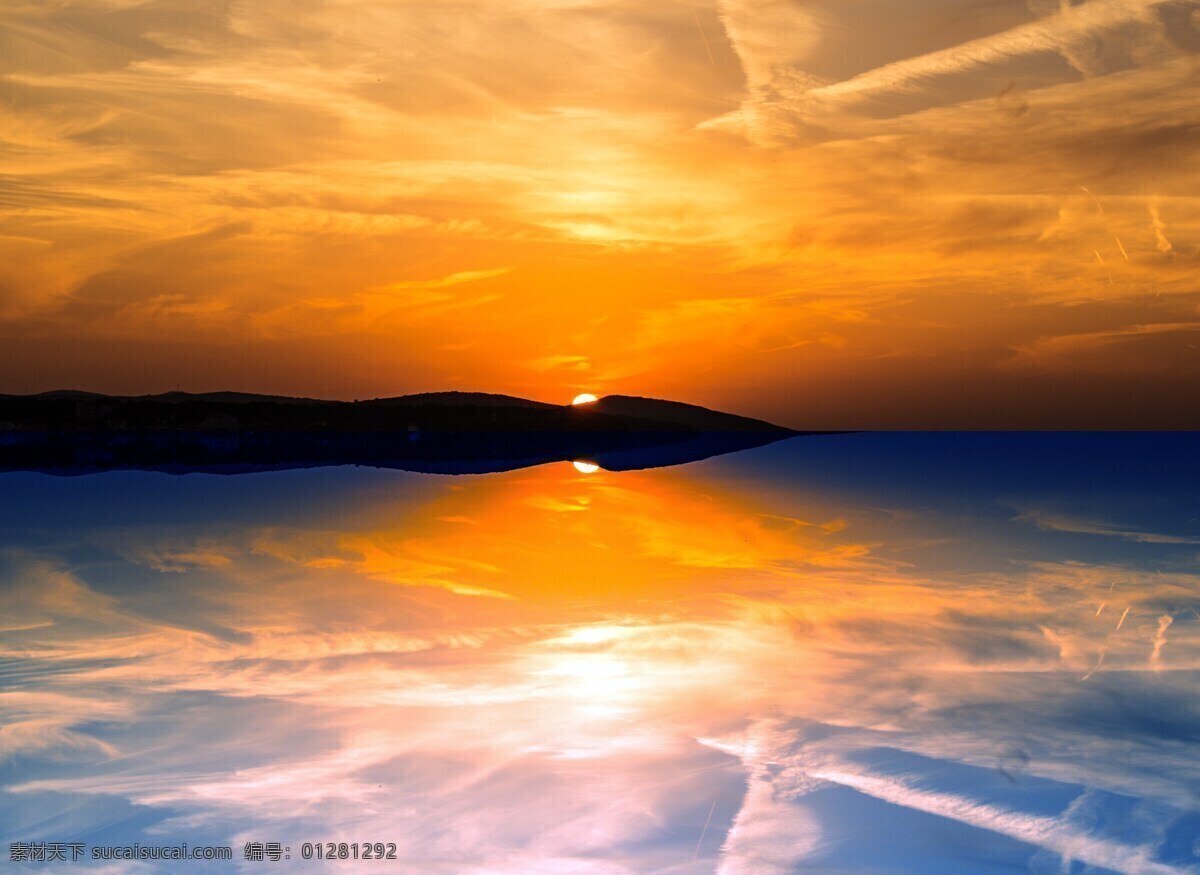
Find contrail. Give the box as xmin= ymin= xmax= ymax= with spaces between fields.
xmin=1115 ymin=606 xmax=1131 ymax=631
xmin=809 ymin=767 xmax=1182 ymax=875
xmin=1081 ymin=649 xmax=1105 ymax=681
xmin=1080 ymin=186 xmax=1105 ymax=216
xmin=692 ymin=797 xmax=718 ymax=861
xmin=692 ymin=6 xmax=716 ymax=67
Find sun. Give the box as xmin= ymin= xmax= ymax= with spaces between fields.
xmin=572 ymin=393 xmax=599 ymax=405
xmin=572 ymin=460 xmax=600 ymax=474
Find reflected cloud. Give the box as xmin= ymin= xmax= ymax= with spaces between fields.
xmin=1014 ymin=505 xmax=1200 ymax=544
xmin=1 ymin=440 xmax=1199 ymax=871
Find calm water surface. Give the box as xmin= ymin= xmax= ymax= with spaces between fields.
xmin=1 ymin=434 xmax=1198 ymax=873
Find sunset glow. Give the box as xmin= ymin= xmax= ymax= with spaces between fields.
xmin=0 ymin=2 xmax=1196 ymax=424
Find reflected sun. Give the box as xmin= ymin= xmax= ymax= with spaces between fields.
xmin=572 ymin=393 xmax=599 ymax=405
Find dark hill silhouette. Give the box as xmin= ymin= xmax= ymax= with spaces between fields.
xmin=31 ymin=389 xmax=322 ymax=405
xmin=375 ymin=392 xmax=559 ymax=410
xmin=585 ymin=395 xmax=788 ymax=432
xmin=0 ymin=390 xmax=815 ymax=475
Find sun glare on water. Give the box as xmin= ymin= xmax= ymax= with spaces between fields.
xmin=572 ymin=393 xmax=599 ymax=405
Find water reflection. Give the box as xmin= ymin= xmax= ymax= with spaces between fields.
xmin=1 ymin=435 xmax=1198 ymax=873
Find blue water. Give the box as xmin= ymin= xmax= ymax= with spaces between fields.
xmin=1 ymin=434 xmax=1197 ymax=873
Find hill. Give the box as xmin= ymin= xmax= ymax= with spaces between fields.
xmin=0 ymin=390 xmax=807 ymax=474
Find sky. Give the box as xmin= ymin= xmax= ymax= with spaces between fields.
xmin=2 ymin=0 xmax=1199 ymax=426
xmin=1 ymin=435 xmax=1199 ymax=872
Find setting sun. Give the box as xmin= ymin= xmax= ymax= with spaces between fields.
xmin=572 ymin=394 xmax=599 ymax=405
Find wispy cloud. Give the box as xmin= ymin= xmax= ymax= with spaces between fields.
xmin=3 ymin=461 xmax=1200 ymax=868
xmin=374 ymin=267 xmax=512 ymax=292
xmin=1005 ymin=322 xmax=1200 ymax=375
xmin=1013 ymin=506 xmax=1200 ymax=544
xmin=808 ymin=766 xmax=1186 ymax=875
xmin=0 ymin=0 xmax=1197 ymax=421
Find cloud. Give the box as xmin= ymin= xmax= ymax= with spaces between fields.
xmin=1013 ymin=506 xmax=1200 ymax=544
xmin=1004 ymin=321 xmax=1200 ymax=374
xmin=523 ymin=354 xmax=591 ymax=372
xmin=709 ymin=0 xmax=1196 ymax=142
xmin=3 ymin=461 xmax=1200 ymax=869
xmin=1 ymin=1 xmax=1198 ymax=422
xmin=0 ymin=719 xmax=119 ymax=763
xmin=0 ymin=551 xmax=122 ymax=635
xmin=807 ymin=766 xmax=1185 ymax=875
xmin=123 ymin=547 xmax=235 ymax=574
xmin=375 ymin=267 xmax=513 ymax=292
xmin=810 ymin=0 xmax=1184 ymax=100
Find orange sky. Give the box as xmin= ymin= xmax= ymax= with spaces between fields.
xmin=2 ymin=0 xmax=1199 ymax=426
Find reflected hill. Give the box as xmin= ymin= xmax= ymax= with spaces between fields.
xmin=0 ymin=390 xmax=817 ymax=475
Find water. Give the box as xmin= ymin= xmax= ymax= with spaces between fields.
xmin=1 ymin=433 xmax=1198 ymax=873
